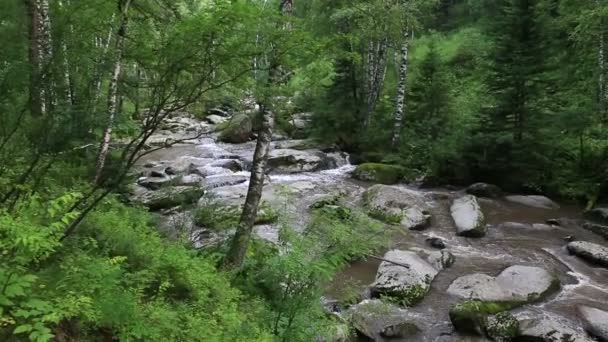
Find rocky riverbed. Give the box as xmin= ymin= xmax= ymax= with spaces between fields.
xmin=129 ymin=113 xmax=608 ymax=342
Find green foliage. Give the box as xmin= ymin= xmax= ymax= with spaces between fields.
xmin=352 ymin=163 xmax=407 ymax=185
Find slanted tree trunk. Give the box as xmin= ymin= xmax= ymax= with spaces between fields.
xmin=223 ymin=105 xmax=274 ymax=267
xmin=391 ymin=32 xmax=410 ymax=149
xmin=94 ymin=0 xmax=131 ymax=184
xmin=25 ymin=0 xmax=53 ymax=116
xmin=224 ymin=0 xmax=291 ymax=269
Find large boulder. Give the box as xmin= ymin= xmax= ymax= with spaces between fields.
xmin=266 ymin=149 xmax=324 ymax=173
xmin=584 ymin=207 xmax=608 ymax=225
xmin=132 ymin=186 xmax=204 ymax=211
xmin=515 ymin=310 xmax=594 ymax=342
xmin=362 ymin=185 xmax=430 ymax=230
xmin=352 ymin=163 xmax=406 ymax=185
xmin=579 ymin=306 xmax=608 ymax=341
xmin=466 ymin=183 xmax=503 ymax=198
xmin=347 ymin=300 xmax=420 ymax=340
xmin=451 ymin=195 xmax=486 ymax=237
xmin=370 ymin=249 xmax=453 ymax=306
xmin=567 ymin=241 xmax=608 ymax=268
xmin=505 ymin=195 xmax=560 ymax=209
xmin=288 ymin=112 xmax=313 ymax=139
xmin=582 ymin=222 xmax=608 ymax=240
xmin=447 ymin=265 xmax=559 ymax=303
xmin=448 ymin=265 xmax=559 ymax=334
xmin=218 ymin=114 xmax=253 ymax=143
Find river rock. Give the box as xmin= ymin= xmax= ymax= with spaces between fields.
xmin=582 ymin=222 xmax=608 ymax=239
xmin=370 ymin=249 xmax=450 ymax=305
xmin=515 ymin=310 xmax=594 ymax=342
xmin=505 ymin=195 xmax=560 ymax=209
xmin=210 ymin=159 xmax=244 ymax=172
xmin=579 ymin=306 xmax=608 ymax=341
xmin=567 ymin=241 xmax=608 ymax=267
xmin=447 ymin=265 xmax=559 ymax=303
xmin=132 ymin=186 xmax=204 ymax=211
xmin=137 ymin=175 xmax=176 ymax=190
xmin=450 ymin=195 xmax=486 ymax=237
xmin=266 ymin=149 xmax=323 ymax=173
xmin=348 ymin=299 xmax=420 ymax=340
xmin=584 ymin=207 xmax=608 ymax=225
xmin=352 ymin=163 xmax=406 ymax=185
xmin=362 ymin=185 xmax=430 ymax=229
xmin=164 ymin=156 xmax=211 ymax=175
xmin=202 ymin=175 xmax=248 ymax=190
xmin=218 ymin=114 xmax=253 ymax=143
xmin=204 ymin=114 xmax=227 ymax=125
xmin=466 ymin=183 xmax=503 ymax=198
xmin=288 ymin=112 xmax=313 ymax=138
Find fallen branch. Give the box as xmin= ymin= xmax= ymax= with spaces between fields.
xmin=366 ymin=254 xmax=410 ymax=269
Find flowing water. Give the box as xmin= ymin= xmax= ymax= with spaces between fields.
xmin=139 ymin=118 xmax=608 ymax=341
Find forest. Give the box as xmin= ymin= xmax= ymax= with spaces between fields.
xmin=2 ymin=0 xmax=608 ymax=341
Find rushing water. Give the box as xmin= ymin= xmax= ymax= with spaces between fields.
xmin=139 ymin=121 xmax=608 ymax=341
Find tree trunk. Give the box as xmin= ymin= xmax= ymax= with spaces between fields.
xmin=94 ymin=0 xmax=131 ymax=185
xmin=363 ymin=38 xmax=388 ymax=130
xmin=391 ymin=34 xmax=409 ymax=149
xmin=224 ymin=0 xmax=291 ymax=269
xmin=25 ymin=0 xmax=53 ymax=116
xmin=92 ymin=14 xmax=116 ymax=110
xmin=598 ymin=3 xmax=608 ymax=124
xmin=223 ymin=106 xmax=274 ymax=268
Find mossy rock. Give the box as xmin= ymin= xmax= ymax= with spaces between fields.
xmin=486 ymin=312 xmax=519 ymax=342
xmin=218 ymin=114 xmax=252 ymax=143
xmin=144 ymin=186 xmax=205 ymax=211
xmin=367 ymin=207 xmax=403 ymax=225
xmin=254 ymin=202 xmax=279 ymax=225
xmin=352 ymin=163 xmax=406 ymax=185
xmin=449 ymin=300 xmax=520 ymax=335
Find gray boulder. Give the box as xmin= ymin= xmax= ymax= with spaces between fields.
xmin=205 ymin=114 xmax=227 ymax=125
xmin=451 ymin=195 xmax=486 ymax=237
xmin=362 ymin=185 xmax=430 ymax=229
xmin=582 ymin=222 xmax=608 ymax=240
xmin=579 ymin=306 xmax=608 ymax=341
xmin=505 ymin=195 xmax=560 ymax=209
xmin=466 ymin=183 xmax=503 ymax=198
xmin=584 ymin=207 xmax=608 ymax=225
xmin=202 ymin=175 xmax=248 ymax=190
xmin=266 ymin=149 xmax=323 ymax=173
xmin=348 ymin=299 xmax=420 ymax=340
xmin=132 ymin=186 xmax=204 ymax=211
xmin=447 ymin=265 xmax=559 ymax=303
xmin=567 ymin=241 xmax=608 ymax=268
xmin=371 ymin=249 xmax=451 ymax=305
xmin=218 ymin=114 xmax=253 ymax=143
xmin=515 ymin=310 xmax=594 ymax=342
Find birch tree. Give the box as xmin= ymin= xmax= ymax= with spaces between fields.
xmin=224 ymin=0 xmax=292 ymax=269
xmin=25 ymin=0 xmax=53 ymax=116
xmin=391 ymin=31 xmax=410 ymax=148
xmin=94 ymin=0 xmax=132 ymax=184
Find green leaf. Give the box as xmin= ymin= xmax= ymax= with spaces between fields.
xmin=13 ymin=324 xmax=33 ymax=334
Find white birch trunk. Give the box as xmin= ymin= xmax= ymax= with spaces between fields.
xmin=94 ymin=0 xmax=131 ymax=184
xmin=391 ymin=33 xmax=410 ymax=149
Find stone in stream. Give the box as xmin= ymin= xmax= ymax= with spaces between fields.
xmin=202 ymin=175 xmax=248 ymax=190
xmin=137 ymin=175 xmax=176 ymax=190
xmin=466 ymin=182 xmax=503 ymax=198
xmin=204 ymin=114 xmax=226 ymax=125
xmin=505 ymin=195 xmax=560 ymax=209
xmin=584 ymin=207 xmax=608 ymax=225
xmin=579 ymin=305 xmax=608 ymax=341
xmin=567 ymin=241 xmax=608 ymax=268
xmin=370 ymin=249 xmax=454 ymax=306
xmin=218 ymin=114 xmax=253 ymax=143
xmin=266 ymin=149 xmax=323 ymax=173
xmin=515 ymin=310 xmax=594 ymax=342
xmin=426 ymin=237 xmax=446 ymax=249
xmin=352 ymin=163 xmax=406 ymax=185
xmin=347 ymin=299 xmax=420 ymax=340
xmin=164 ymin=156 xmax=212 ymax=175
xmin=448 ymin=266 xmax=560 ymax=334
xmin=450 ymin=195 xmax=486 ymax=237
xmin=582 ymin=222 xmax=608 ymax=240
xmin=131 ymin=185 xmax=205 ymax=211
xmin=362 ymin=185 xmax=430 ymax=230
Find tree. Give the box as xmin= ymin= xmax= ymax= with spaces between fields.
xmin=24 ymin=0 xmax=53 ymax=117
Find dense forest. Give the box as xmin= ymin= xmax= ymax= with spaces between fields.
xmin=2 ymin=0 xmax=608 ymax=341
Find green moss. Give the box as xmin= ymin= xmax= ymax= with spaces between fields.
xmin=380 ymin=284 xmax=429 ymax=307
xmin=367 ymin=207 xmax=403 ymax=225
xmin=310 ymin=194 xmax=342 ymax=209
xmin=254 ymin=202 xmax=279 ymax=224
xmin=486 ymin=312 xmax=519 ymax=341
xmin=352 ymin=163 xmax=406 ymax=185
xmin=449 ymin=300 xmax=520 ymax=335
xmin=146 ymin=187 xmax=205 ymax=211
